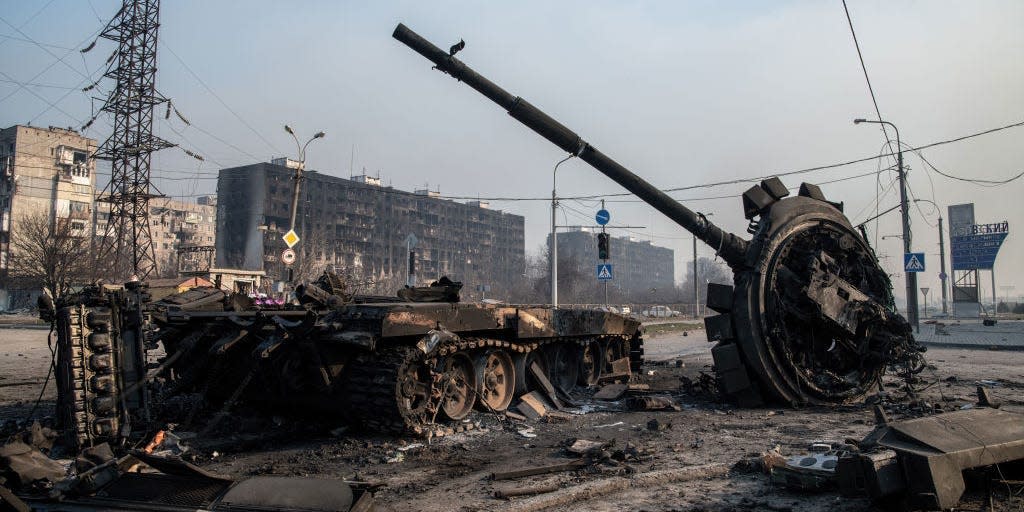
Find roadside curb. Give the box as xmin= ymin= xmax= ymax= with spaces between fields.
xmin=0 ymin=324 xmax=49 ymax=330
xmin=920 ymin=341 xmax=1024 ymax=352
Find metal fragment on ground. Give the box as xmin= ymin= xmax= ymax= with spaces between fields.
xmin=839 ymin=407 xmax=1024 ymax=510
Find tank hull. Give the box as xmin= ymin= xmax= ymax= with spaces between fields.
xmin=52 ymin=282 xmax=642 ymax=448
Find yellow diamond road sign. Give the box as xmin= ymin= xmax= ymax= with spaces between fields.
xmin=282 ymin=229 xmax=300 ymax=248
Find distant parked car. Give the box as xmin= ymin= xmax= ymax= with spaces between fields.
xmin=643 ymin=305 xmax=679 ymax=318
xmin=619 ymin=306 xmax=632 ymax=315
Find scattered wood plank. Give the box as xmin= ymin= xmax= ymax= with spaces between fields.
xmin=516 ymin=391 xmax=549 ymax=421
xmin=505 ymin=410 xmax=527 ymax=422
xmin=529 ymin=362 xmax=565 ymax=410
xmin=567 ymin=439 xmax=606 ymax=455
xmin=491 ymin=460 xmax=588 ymax=481
xmin=545 ymin=411 xmax=572 ymax=423
xmin=493 ymin=483 xmax=560 ymax=499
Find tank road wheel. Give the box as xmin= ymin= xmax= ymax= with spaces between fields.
xmin=602 ymin=337 xmax=627 ymax=373
xmin=474 ymin=350 xmax=515 ymax=412
xmin=577 ymin=340 xmax=603 ymax=387
xmin=545 ymin=343 xmax=579 ymax=393
xmin=439 ymin=353 xmax=476 ymax=421
xmin=513 ymin=351 xmax=547 ymax=397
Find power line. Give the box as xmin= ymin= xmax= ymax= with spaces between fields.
xmin=841 ymin=0 xmax=896 ymax=159
xmin=0 ymin=18 xmax=110 ymax=118
xmin=906 ymin=143 xmax=1024 ymax=186
xmin=0 ymin=33 xmax=74 ymax=51
xmin=0 ymin=70 xmax=92 ymax=127
xmin=159 ymin=38 xmax=283 ymax=156
xmin=438 ymin=118 xmax=1024 ymax=202
xmin=0 ymin=0 xmax=56 ymax=52
xmin=0 ymin=77 xmax=80 ymax=90
xmin=29 ymin=60 xmax=109 ymax=125
xmin=0 ymin=15 xmax=94 ymax=89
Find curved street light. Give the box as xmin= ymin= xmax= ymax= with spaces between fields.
xmin=549 ymin=154 xmax=575 ymax=307
xmin=284 ymin=125 xmax=326 ymax=233
xmin=281 ymin=126 xmax=325 ymax=289
xmin=913 ymin=198 xmax=949 ymax=315
xmin=854 ymin=117 xmax=918 ymax=331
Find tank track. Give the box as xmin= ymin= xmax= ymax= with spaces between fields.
xmin=55 ymin=305 xmax=119 ymax=449
xmin=343 ymin=335 xmax=636 ymax=436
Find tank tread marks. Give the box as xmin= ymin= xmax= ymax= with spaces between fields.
xmin=55 ymin=304 xmax=120 ymax=448
xmin=344 ymin=334 xmax=635 ymax=434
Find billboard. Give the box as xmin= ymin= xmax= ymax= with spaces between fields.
xmin=947 ymin=203 xmax=975 ymax=234
xmin=950 ymin=221 xmax=1009 ymax=270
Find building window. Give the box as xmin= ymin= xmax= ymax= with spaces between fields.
xmin=69 ymin=201 xmax=89 ymax=216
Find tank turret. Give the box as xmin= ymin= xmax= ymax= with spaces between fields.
xmin=393 ymin=23 xmax=923 ymax=406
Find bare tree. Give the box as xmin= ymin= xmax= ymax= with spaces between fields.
xmin=680 ymin=256 xmax=733 ymax=310
xmin=8 ymin=211 xmax=96 ymax=300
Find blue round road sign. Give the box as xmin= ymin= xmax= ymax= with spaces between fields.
xmin=595 ymin=209 xmax=610 ymax=226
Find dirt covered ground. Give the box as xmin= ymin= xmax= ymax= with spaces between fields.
xmin=3 ymin=323 xmax=1024 ymax=511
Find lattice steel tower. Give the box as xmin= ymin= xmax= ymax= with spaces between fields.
xmin=95 ymin=0 xmax=173 ymax=279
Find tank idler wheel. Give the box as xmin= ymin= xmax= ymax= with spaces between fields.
xmin=440 ymin=353 xmax=477 ymax=421
xmin=545 ymin=343 xmax=579 ymax=393
xmin=474 ymin=349 xmax=515 ymax=412
xmin=513 ymin=350 xmax=547 ymax=397
xmin=578 ymin=340 xmax=603 ymax=387
xmin=396 ymin=356 xmax=438 ymax=426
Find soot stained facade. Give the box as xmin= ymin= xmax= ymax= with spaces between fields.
xmin=216 ymin=162 xmax=525 ymax=296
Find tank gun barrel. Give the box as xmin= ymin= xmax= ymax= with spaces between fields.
xmin=393 ymin=23 xmax=749 ymax=268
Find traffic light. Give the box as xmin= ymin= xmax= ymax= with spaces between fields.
xmin=597 ymin=232 xmax=610 ymax=260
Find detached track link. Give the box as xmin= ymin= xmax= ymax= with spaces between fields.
xmin=344 ymin=335 xmax=635 ymax=436
xmin=56 ymin=305 xmax=119 ymax=449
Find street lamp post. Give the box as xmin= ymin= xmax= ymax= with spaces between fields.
xmin=914 ymin=198 xmax=949 ymax=315
xmin=283 ymin=125 xmax=325 ymax=282
xmin=550 ymin=155 xmax=574 ymax=307
xmin=855 ymin=118 xmax=918 ymax=331
xmin=692 ymin=236 xmax=698 ymax=317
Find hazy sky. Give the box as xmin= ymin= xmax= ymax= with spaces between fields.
xmin=2 ymin=1 xmax=1022 ymax=305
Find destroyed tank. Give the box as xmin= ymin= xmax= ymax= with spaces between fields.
xmin=393 ymin=24 xmax=924 ymax=407
xmin=52 ymin=274 xmax=642 ymax=448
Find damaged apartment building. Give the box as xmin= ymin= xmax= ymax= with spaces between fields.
xmin=92 ymin=195 xmax=218 ymax=275
xmin=215 ymin=159 xmax=526 ymax=297
xmin=0 ymin=125 xmax=97 ymax=309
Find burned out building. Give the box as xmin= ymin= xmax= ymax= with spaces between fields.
xmin=215 ymin=160 xmax=525 ymax=297
xmin=550 ymin=229 xmax=674 ymax=298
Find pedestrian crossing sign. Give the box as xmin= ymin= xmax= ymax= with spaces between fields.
xmin=596 ymin=263 xmax=613 ymax=281
xmin=904 ymin=252 xmax=925 ymax=272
